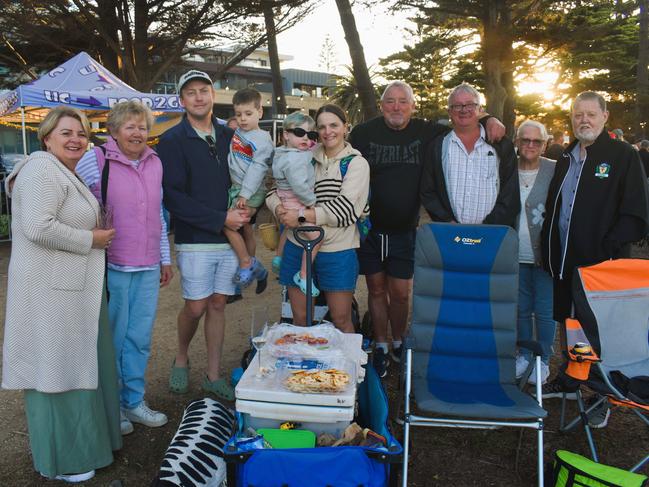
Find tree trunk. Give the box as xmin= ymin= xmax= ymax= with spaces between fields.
xmin=133 ymin=0 xmax=149 ymax=90
xmin=499 ymin=5 xmax=516 ymax=137
xmin=334 ymin=0 xmax=378 ymax=121
xmin=636 ymin=0 xmax=649 ymax=138
xmin=263 ymin=1 xmax=287 ymax=116
xmin=481 ymin=0 xmax=513 ymax=130
xmin=96 ymin=0 xmax=119 ymax=76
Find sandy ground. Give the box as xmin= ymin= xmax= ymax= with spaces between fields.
xmin=1 ymin=232 xmax=648 ymax=486
xmin=0 ymin=232 xmax=370 ymax=487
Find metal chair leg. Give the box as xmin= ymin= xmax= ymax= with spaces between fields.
xmin=534 ymin=356 xmax=544 ymax=487
xmin=631 ymin=454 xmax=649 ymax=473
xmin=402 ymin=348 xmax=413 ymax=487
xmin=575 ymin=391 xmax=599 ymax=463
xmin=537 ymin=423 xmax=544 ymax=487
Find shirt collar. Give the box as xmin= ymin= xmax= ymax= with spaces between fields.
xmin=449 ymin=124 xmax=487 ymax=149
xmin=569 ymin=142 xmax=585 ymax=165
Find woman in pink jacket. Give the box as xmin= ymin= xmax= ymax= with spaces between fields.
xmin=77 ymin=101 xmax=173 ymax=436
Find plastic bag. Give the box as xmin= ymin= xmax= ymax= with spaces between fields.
xmin=265 ymin=323 xmax=344 ymax=359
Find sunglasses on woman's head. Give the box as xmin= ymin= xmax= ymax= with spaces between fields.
xmin=286 ymin=127 xmax=319 ymax=141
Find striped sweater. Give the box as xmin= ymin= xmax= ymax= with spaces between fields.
xmin=266 ymin=142 xmax=370 ymax=252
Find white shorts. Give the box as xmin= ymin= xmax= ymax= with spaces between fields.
xmin=176 ymin=249 xmax=238 ymax=300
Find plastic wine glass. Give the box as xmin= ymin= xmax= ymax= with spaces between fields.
xmin=250 ymin=306 xmax=269 ymax=377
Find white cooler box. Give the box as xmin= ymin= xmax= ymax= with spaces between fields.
xmin=236 ymin=399 xmax=354 ymax=437
xmin=236 ymin=357 xmax=358 ymax=408
xmin=235 ymin=324 xmax=366 ymax=437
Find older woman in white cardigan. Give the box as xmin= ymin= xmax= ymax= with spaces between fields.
xmin=2 ymin=106 xmax=118 ymax=483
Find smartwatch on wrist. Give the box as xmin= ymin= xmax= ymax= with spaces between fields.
xmin=298 ymin=208 xmax=306 ymax=224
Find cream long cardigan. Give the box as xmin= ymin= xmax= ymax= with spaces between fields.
xmin=2 ymin=151 xmax=105 ymax=393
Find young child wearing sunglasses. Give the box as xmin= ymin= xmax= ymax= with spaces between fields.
xmin=271 ymin=112 xmax=322 ymax=296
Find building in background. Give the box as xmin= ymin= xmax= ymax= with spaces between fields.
xmin=154 ymin=47 xmax=335 ymax=119
xmin=0 ymin=47 xmax=335 ymax=155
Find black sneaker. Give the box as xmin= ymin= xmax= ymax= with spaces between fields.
xmin=390 ymin=345 xmax=403 ymax=363
xmin=373 ymin=348 xmax=389 ymax=378
xmin=541 ymin=378 xmax=578 ymax=400
xmin=586 ymin=395 xmax=610 ymax=429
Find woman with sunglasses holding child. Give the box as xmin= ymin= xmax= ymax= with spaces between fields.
xmin=267 ymin=104 xmax=370 ymax=333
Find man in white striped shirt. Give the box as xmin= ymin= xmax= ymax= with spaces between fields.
xmin=421 ymin=84 xmax=519 ymax=228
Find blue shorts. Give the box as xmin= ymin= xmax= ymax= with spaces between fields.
xmin=279 ymin=240 xmax=359 ymax=292
xmin=176 ymin=249 xmax=238 ymax=300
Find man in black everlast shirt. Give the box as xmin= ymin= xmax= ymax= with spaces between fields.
xmin=350 ymin=81 xmax=505 ymax=377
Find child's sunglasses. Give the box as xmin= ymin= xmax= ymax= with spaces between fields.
xmin=286 ymin=127 xmax=319 ymax=141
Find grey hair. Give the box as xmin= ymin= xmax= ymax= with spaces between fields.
xmin=572 ymin=91 xmax=607 ymax=113
xmin=283 ymin=112 xmax=315 ymax=131
xmin=640 ymin=140 xmax=649 ymax=150
xmin=381 ymin=81 xmax=415 ymax=104
xmin=447 ymin=83 xmax=481 ymax=108
xmin=516 ymin=120 xmax=549 ymax=141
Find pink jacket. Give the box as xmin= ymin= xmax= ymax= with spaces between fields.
xmin=91 ymin=137 xmax=162 ymax=266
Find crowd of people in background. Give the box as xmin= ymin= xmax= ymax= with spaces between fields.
xmin=1 ymin=70 xmax=649 ymax=482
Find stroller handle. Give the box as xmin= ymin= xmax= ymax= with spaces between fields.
xmin=293 ymin=226 xmax=325 ymax=250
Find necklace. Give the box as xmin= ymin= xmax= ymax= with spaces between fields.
xmin=519 ymin=169 xmax=538 ymax=188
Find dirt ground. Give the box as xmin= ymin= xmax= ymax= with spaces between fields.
xmin=0 ymin=232 xmax=648 ymax=487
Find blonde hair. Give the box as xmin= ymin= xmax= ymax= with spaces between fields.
xmin=38 ymin=106 xmax=90 ymax=150
xmin=107 ymin=100 xmax=154 ymax=135
xmin=283 ymin=112 xmax=315 ymax=131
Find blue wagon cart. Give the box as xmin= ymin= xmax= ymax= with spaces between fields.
xmin=226 ymin=226 xmax=401 ymax=486
xmin=224 ymin=363 xmax=402 ymax=487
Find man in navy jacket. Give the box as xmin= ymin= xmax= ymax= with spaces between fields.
xmin=540 ymin=91 xmax=649 ymax=407
xmin=158 ymin=70 xmax=249 ymax=401
xmin=542 ymin=92 xmax=649 ymax=322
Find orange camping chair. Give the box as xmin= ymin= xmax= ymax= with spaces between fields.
xmin=557 ymin=259 xmax=649 ymax=473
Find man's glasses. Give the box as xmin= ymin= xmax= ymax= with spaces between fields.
xmin=449 ymin=102 xmax=479 ymax=113
xmin=519 ymin=138 xmax=545 ymax=147
xmin=206 ymin=135 xmax=219 ymax=160
xmin=286 ymin=127 xmax=319 ymax=141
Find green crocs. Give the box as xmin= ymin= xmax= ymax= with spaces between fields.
xmin=169 ymin=359 xmax=189 ymax=394
xmin=202 ymin=376 xmax=235 ymax=402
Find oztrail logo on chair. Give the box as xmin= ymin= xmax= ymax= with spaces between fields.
xmin=453 ymin=235 xmax=483 ymax=245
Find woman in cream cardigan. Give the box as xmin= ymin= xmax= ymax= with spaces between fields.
xmin=2 ymin=106 xmax=118 ymax=483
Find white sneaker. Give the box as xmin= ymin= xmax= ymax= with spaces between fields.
xmin=515 ymin=355 xmax=530 ymax=378
xmin=42 ymin=470 xmax=95 ymax=483
xmin=527 ymin=362 xmax=550 ymax=385
xmin=120 ymin=409 xmax=134 ymax=435
xmin=124 ymin=401 xmax=168 ymax=428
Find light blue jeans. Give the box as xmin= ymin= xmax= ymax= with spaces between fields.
xmin=107 ymin=267 xmax=160 ymax=409
xmin=517 ymin=263 xmax=556 ymax=364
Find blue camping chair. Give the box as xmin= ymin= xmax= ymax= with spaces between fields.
xmin=401 ymin=223 xmax=547 ymax=487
